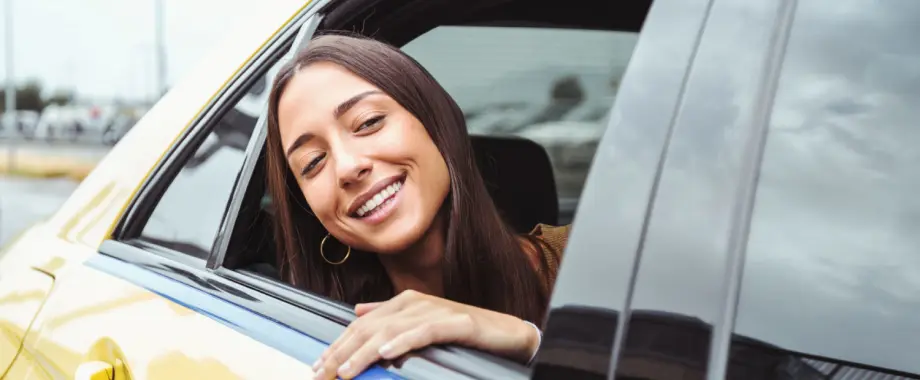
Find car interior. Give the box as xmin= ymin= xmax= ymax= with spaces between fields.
xmin=224 ymin=0 xmax=652 ymax=283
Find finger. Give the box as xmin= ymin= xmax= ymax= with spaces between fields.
xmin=334 ymin=333 xmax=390 ymax=379
xmin=331 ymin=317 xmax=428 ymax=379
xmin=317 ymin=328 xmax=365 ymax=379
xmin=355 ymin=302 xmax=383 ymax=316
xmin=328 ymin=294 xmax=424 ymax=358
xmin=378 ymin=314 xmax=476 ymax=360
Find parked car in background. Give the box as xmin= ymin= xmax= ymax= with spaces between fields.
xmin=0 ymin=110 xmax=41 ymax=139
xmin=0 ymin=104 xmax=145 ymax=145
xmin=2 ymin=0 xmax=919 ymax=379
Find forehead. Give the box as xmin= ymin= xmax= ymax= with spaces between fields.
xmin=277 ymin=62 xmax=380 ymax=124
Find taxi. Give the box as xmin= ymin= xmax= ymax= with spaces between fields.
xmin=3 ymin=0 xmax=920 ymax=379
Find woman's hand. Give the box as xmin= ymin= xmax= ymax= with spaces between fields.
xmin=312 ymin=289 xmax=540 ymax=379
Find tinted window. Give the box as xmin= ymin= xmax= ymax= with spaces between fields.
xmin=730 ymin=0 xmax=920 ymax=377
xmin=139 ymin=61 xmax=285 ymax=259
xmin=401 ymin=26 xmax=638 ymax=224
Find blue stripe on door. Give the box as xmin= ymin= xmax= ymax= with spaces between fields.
xmin=85 ymin=253 xmax=402 ymax=379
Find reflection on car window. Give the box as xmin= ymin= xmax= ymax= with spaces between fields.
xmin=732 ymin=0 xmax=920 ymax=377
xmin=402 ymin=26 xmax=638 ymax=223
xmin=139 ymin=61 xmax=285 ymax=259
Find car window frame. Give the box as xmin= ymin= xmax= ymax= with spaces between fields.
xmin=201 ymin=5 xmax=536 ymax=379
xmin=602 ymin=0 xmax=798 ymax=378
xmin=107 ymin=3 xmax=319 ymax=268
xmin=523 ymin=0 xmax=713 ymax=378
xmin=118 ymin=0 xmax=724 ymax=379
xmin=92 ymin=1 xmax=553 ymax=378
xmin=700 ymin=0 xmax=797 ymax=376
xmin=204 ymin=1 xmax=661 ymax=379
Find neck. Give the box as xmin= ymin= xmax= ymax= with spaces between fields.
xmin=377 ymin=214 xmax=446 ymax=298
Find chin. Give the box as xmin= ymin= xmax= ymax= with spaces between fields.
xmin=362 ymin=228 xmax=426 ymax=255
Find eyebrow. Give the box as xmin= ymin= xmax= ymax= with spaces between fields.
xmin=285 ymin=132 xmax=314 ymax=158
xmin=334 ymin=90 xmax=382 ymax=119
xmin=285 ymin=90 xmax=383 ymax=158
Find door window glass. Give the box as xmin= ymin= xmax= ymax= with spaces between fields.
xmin=730 ymin=0 xmax=920 ymax=377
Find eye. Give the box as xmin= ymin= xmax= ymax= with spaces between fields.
xmin=301 ymin=153 xmax=326 ymax=176
xmin=356 ymin=115 xmax=385 ymax=132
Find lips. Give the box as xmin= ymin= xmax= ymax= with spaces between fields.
xmin=347 ymin=174 xmax=406 ymax=218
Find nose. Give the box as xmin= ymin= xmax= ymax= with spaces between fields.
xmin=335 ymin=145 xmax=373 ymax=189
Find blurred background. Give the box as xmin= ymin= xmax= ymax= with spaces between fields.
xmin=0 ymin=0 xmax=289 ymax=247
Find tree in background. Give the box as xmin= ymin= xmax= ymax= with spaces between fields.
xmin=0 ymin=81 xmax=75 ymax=112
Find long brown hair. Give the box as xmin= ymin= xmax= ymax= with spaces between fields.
xmin=265 ymin=34 xmax=551 ymax=323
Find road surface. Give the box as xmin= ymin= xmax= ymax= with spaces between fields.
xmin=0 ymin=142 xmax=107 ymax=251
xmin=0 ymin=176 xmax=81 ymax=249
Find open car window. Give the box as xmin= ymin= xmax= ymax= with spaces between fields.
xmin=215 ymin=0 xmax=653 ymax=378
xmin=132 ymin=57 xmax=286 ymax=261
xmin=402 ymin=26 xmax=638 ymax=224
xmin=227 ymin=4 xmax=644 ymax=282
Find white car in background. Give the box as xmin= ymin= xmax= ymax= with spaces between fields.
xmin=0 ymin=110 xmax=41 ymax=139
xmin=19 ymin=104 xmax=145 ymax=145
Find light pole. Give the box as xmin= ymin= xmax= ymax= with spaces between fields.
xmin=154 ymin=0 xmax=167 ymax=99
xmin=4 ymin=0 xmax=16 ymax=171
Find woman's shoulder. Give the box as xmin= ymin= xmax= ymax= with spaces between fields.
xmin=521 ymin=224 xmax=572 ymax=290
xmin=527 ymin=223 xmax=572 ymax=254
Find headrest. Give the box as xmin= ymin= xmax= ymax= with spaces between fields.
xmin=471 ymin=135 xmax=559 ymax=233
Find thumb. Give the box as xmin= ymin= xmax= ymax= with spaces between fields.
xmin=355 ymin=302 xmax=384 ymax=316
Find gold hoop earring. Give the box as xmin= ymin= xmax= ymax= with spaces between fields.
xmin=320 ymin=234 xmax=351 ymax=265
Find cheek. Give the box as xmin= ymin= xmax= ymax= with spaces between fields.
xmin=300 ymin=177 xmax=338 ymax=222
xmin=416 ymin=135 xmax=449 ymax=185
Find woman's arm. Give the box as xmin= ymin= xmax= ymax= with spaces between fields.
xmin=312 ymin=289 xmax=541 ymax=380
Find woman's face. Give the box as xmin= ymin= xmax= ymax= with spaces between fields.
xmin=277 ymin=62 xmax=450 ymax=254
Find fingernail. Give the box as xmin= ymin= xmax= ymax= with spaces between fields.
xmin=338 ymin=361 xmax=352 ymax=377
xmin=314 ymin=367 xmax=326 ymax=379
xmin=312 ymin=359 xmax=322 ymax=370
xmin=378 ymin=343 xmax=393 ymax=358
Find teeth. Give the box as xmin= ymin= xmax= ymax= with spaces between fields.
xmin=356 ymin=180 xmax=403 ymax=217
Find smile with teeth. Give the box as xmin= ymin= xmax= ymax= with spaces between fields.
xmin=355 ymin=181 xmax=403 ymax=217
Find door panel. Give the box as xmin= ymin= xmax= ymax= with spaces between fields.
xmin=7 ymin=256 xmax=316 ymax=379
xmin=0 ymin=269 xmax=53 ymax=375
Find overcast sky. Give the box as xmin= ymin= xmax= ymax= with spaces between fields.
xmin=0 ymin=0 xmax=286 ymax=102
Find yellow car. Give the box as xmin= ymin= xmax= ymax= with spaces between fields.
xmin=4 ymin=0 xmax=920 ymax=378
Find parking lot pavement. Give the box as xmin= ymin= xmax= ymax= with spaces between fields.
xmin=0 ymin=141 xmax=109 ymax=251
xmin=0 ymin=141 xmax=108 ymax=179
xmin=0 ymin=176 xmax=80 ymax=249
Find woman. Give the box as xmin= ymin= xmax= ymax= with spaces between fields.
xmin=265 ymin=33 xmax=571 ymax=379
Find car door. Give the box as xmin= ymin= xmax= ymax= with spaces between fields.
xmin=592 ymin=0 xmax=920 ymax=378
xmin=3 ymin=3 xmax=325 ymax=379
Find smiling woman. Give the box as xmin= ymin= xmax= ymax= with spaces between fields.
xmin=264 ymin=34 xmax=570 ymax=379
